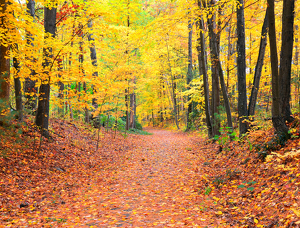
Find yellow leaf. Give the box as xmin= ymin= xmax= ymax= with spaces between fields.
xmin=216 ymin=211 xmax=222 ymax=215
xmin=254 ymin=218 xmax=258 ymax=223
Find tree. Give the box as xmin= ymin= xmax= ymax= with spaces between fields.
xmin=206 ymin=0 xmax=220 ymax=136
xmin=35 ymin=4 xmax=57 ymax=137
xmin=279 ymin=0 xmax=295 ymax=123
xmin=267 ymin=0 xmax=288 ymax=134
xmin=0 ymin=0 xmax=10 ymax=105
xmin=24 ymin=0 xmax=38 ymax=111
xmin=13 ymin=44 xmax=23 ymax=121
xmin=186 ymin=14 xmax=193 ymax=131
xmin=87 ymin=20 xmax=98 ymax=108
xmin=236 ymin=0 xmax=248 ymax=136
xmin=248 ymin=9 xmax=268 ymax=117
xmin=196 ymin=0 xmax=212 ymax=138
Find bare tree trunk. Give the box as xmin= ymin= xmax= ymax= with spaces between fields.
xmin=24 ymin=0 xmax=37 ymax=111
xmin=206 ymin=0 xmax=220 ymax=136
xmin=88 ymin=20 xmax=98 ymax=108
xmin=35 ymin=5 xmax=57 ymax=138
xmin=197 ymin=0 xmax=213 ymax=138
xmin=248 ymin=9 xmax=269 ymax=117
xmin=279 ymin=0 xmax=295 ymax=123
xmin=57 ymin=58 xmax=64 ymax=117
xmin=0 ymin=0 xmax=10 ymax=105
xmin=267 ymin=0 xmax=288 ymax=134
xmin=186 ymin=17 xmax=193 ymax=130
xmin=129 ymin=92 xmax=136 ymax=128
xmin=236 ymin=0 xmax=248 ymax=135
xmin=13 ymin=44 xmax=23 ymax=122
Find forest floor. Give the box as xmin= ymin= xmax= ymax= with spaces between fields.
xmin=1 ymin=117 xmax=300 ymax=227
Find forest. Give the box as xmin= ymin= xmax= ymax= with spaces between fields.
xmin=0 ymin=0 xmax=300 ymax=227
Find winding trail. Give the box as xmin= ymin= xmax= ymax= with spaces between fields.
xmin=83 ymin=129 xmax=213 ymax=227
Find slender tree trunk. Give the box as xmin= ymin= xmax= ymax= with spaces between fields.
xmin=166 ymin=39 xmax=180 ymax=129
xmin=227 ymin=24 xmax=231 ymax=89
xmin=236 ymin=0 xmax=248 ymax=135
xmin=186 ymin=17 xmax=193 ymax=130
xmin=57 ymin=58 xmax=64 ymax=117
xmin=35 ymin=5 xmax=57 ymax=138
xmin=125 ymin=0 xmax=130 ymax=131
xmin=13 ymin=44 xmax=23 ymax=122
xmin=129 ymin=92 xmax=136 ymax=128
xmin=24 ymin=0 xmax=37 ymax=111
xmin=267 ymin=0 xmax=288 ymax=134
xmin=206 ymin=0 xmax=220 ymax=136
xmin=197 ymin=0 xmax=213 ymax=138
xmin=248 ymin=9 xmax=269 ymax=117
xmin=0 ymin=0 xmax=10 ymax=104
xmin=88 ymin=20 xmax=98 ymax=108
xmin=279 ymin=0 xmax=295 ymax=123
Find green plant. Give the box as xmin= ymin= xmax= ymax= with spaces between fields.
xmin=204 ymin=186 xmax=212 ymax=195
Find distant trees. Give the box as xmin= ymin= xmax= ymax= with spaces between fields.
xmin=0 ymin=0 xmax=298 ymax=140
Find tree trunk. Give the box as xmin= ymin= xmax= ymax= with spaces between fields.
xmin=279 ymin=0 xmax=295 ymax=123
xmin=57 ymin=58 xmax=64 ymax=117
xmin=129 ymin=92 xmax=136 ymax=128
xmin=13 ymin=44 xmax=23 ymax=122
xmin=24 ymin=0 xmax=37 ymax=111
xmin=35 ymin=5 xmax=57 ymax=138
xmin=206 ymin=0 xmax=220 ymax=136
xmin=88 ymin=20 xmax=98 ymax=108
xmin=197 ymin=0 xmax=213 ymax=138
xmin=267 ymin=0 xmax=288 ymax=134
xmin=248 ymin=9 xmax=269 ymax=117
xmin=236 ymin=0 xmax=248 ymax=135
xmin=206 ymin=2 xmax=233 ymax=134
xmin=0 ymin=0 xmax=10 ymax=104
xmin=186 ymin=17 xmax=193 ymax=131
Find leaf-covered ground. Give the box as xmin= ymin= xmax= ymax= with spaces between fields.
xmin=1 ymin=117 xmax=300 ymax=227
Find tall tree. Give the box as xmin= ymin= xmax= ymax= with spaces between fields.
xmin=248 ymin=9 xmax=269 ymax=117
xmin=87 ymin=20 xmax=98 ymax=108
xmin=267 ymin=0 xmax=288 ymax=134
xmin=13 ymin=44 xmax=23 ymax=121
xmin=206 ymin=0 xmax=233 ymax=135
xmin=279 ymin=0 xmax=295 ymax=123
xmin=24 ymin=0 xmax=38 ymax=111
xmin=35 ymin=3 xmax=57 ymax=137
xmin=186 ymin=16 xmax=193 ymax=130
xmin=236 ymin=0 xmax=248 ymax=135
xmin=0 ymin=0 xmax=10 ymax=105
xmin=206 ymin=0 xmax=220 ymax=136
xmin=196 ymin=0 xmax=213 ymax=138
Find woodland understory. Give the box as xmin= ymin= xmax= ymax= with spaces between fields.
xmin=1 ymin=116 xmax=300 ymax=227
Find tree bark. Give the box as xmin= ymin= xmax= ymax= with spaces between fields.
xmin=279 ymin=0 xmax=295 ymax=123
xmin=35 ymin=5 xmax=57 ymax=138
xmin=248 ymin=9 xmax=269 ymax=117
xmin=267 ymin=0 xmax=288 ymax=134
xmin=24 ymin=0 xmax=38 ymax=111
xmin=196 ymin=0 xmax=213 ymax=138
xmin=0 ymin=0 xmax=10 ymax=104
xmin=13 ymin=44 xmax=23 ymax=122
xmin=236 ymin=0 xmax=248 ymax=135
xmin=206 ymin=0 xmax=220 ymax=136
xmin=129 ymin=92 xmax=136 ymax=128
xmin=186 ymin=17 xmax=193 ymax=130
xmin=88 ymin=20 xmax=98 ymax=108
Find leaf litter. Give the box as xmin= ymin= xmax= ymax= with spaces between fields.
xmin=1 ymin=117 xmax=300 ymax=227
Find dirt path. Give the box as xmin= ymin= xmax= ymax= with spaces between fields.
xmin=81 ymin=129 xmax=212 ymax=227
